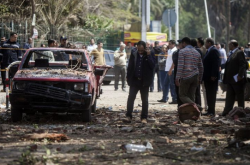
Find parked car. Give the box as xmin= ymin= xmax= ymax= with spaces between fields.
xmin=9 ymin=48 xmax=110 ymax=122
xmin=219 ymin=60 xmax=250 ymax=100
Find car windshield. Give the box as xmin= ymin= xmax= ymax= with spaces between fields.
xmin=22 ymin=50 xmax=88 ymax=70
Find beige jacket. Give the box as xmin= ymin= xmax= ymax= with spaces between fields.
xmin=91 ymin=48 xmax=106 ymax=65
xmin=114 ymin=50 xmax=127 ymax=66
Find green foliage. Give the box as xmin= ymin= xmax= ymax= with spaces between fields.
xmin=0 ymin=4 xmax=9 ymax=15
xmin=84 ymin=14 xmax=114 ymax=30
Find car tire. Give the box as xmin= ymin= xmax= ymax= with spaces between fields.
xmin=91 ymin=98 xmax=97 ymax=113
xmin=244 ymin=83 xmax=250 ymax=101
xmin=11 ymin=106 xmax=22 ymax=122
xmin=103 ymin=81 xmax=111 ymax=85
xmin=82 ymin=109 xmax=91 ymax=122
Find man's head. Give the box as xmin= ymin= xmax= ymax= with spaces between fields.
xmin=205 ymin=38 xmax=215 ymax=49
xmin=1 ymin=36 xmax=6 ymax=43
xmin=146 ymin=41 xmax=151 ymax=48
xmin=215 ymin=43 xmax=221 ymax=49
xmin=190 ymin=39 xmax=198 ymax=47
xmin=48 ymin=39 xmax=56 ymax=47
xmin=177 ymin=39 xmax=183 ymax=49
xmin=127 ymin=42 xmax=132 ymax=47
xmin=134 ymin=43 xmax=138 ymax=48
xmin=28 ymin=38 xmax=32 ymax=44
xmin=197 ymin=37 xmax=204 ymax=48
xmin=161 ymin=44 xmax=168 ymax=53
xmin=248 ymin=42 xmax=250 ymax=48
xmin=60 ymin=36 xmax=67 ymax=47
xmin=168 ymin=40 xmax=176 ymax=49
xmin=97 ymin=40 xmax=103 ymax=48
xmin=90 ymin=39 xmax=95 ymax=45
xmin=221 ymin=43 xmax=225 ymax=49
xmin=228 ymin=40 xmax=238 ymax=51
xmin=137 ymin=41 xmax=147 ymax=55
xmin=10 ymin=32 xmax=18 ymax=42
xmin=119 ymin=43 xmax=126 ymax=52
xmin=154 ymin=41 xmax=159 ymax=47
xmin=181 ymin=37 xmax=191 ymax=47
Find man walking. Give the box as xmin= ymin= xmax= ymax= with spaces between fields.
xmin=0 ymin=32 xmax=21 ymax=92
xmin=114 ymin=43 xmax=127 ymax=91
xmin=175 ymin=37 xmax=203 ymax=108
xmin=126 ymin=41 xmax=155 ymax=124
xmin=219 ymin=43 xmax=227 ymax=69
xmin=158 ymin=44 xmax=168 ymax=98
xmin=222 ymin=40 xmax=247 ymax=116
xmin=203 ymin=38 xmax=221 ymax=116
xmin=91 ymin=40 xmax=106 ymax=65
xmin=158 ymin=40 xmax=177 ymax=104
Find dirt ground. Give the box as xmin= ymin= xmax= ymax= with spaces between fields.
xmin=0 ymin=81 xmax=250 ymax=165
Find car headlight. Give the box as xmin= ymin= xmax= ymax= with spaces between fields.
xmin=74 ymin=83 xmax=84 ymax=91
xmin=85 ymin=83 xmax=89 ymax=93
xmin=15 ymin=82 xmax=26 ymax=90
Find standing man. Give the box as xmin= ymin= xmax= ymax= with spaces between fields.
xmin=0 ymin=37 xmax=6 ymax=86
xmin=23 ymin=37 xmax=32 ymax=54
xmin=175 ymin=37 xmax=203 ymax=108
xmin=91 ymin=40 xmax=106 ymax=65
xmin=159 ymin=40 xmax=177 ymax=104
xmin=220 ymin=43 xmax=227 ymax=69
xmin=203 ymin=38 xmax=221 ymax=116
xmin=158 ymin=44 xmax=168 ymax=98
xmin=0 ymin=32 xmax=21 ymax=92
xmin=87 ymin=39 xmax=97 ymax=53
xmin=222 ymin=40 xmax=247 ymax=116
xmin=150 ymin=41 xmax=162 ymax=92
xmin=125 ymin=42 xmax=133 ymax=60
xmin=114 ymin=43 xmax=127 ymax=91
xmin=126 ymin=41 xmax=155 ymax=124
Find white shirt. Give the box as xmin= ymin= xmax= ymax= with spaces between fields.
xmin=219 ymin=48 xmax=227 ymax=65
xmin=165 ymin=46 xmax=177 ymax=71
xmin=87 ymin=44 xmax=97 ymax=52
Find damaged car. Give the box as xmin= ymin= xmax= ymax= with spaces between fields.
xmin=9 ymin=48 xmax=110 ymax=122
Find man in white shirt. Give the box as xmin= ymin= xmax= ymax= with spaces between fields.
xmin=87 ymin=39 xmax=97 ymax=52
xmin=158 ymin=40 xmax=177 ymax=104
xmin=219 ymin=43 xmax=227 ymax=69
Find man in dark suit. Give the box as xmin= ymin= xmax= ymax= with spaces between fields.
xmin=126 ymin=41 xmax=155 ymax=124
xmin=203 ymin=38 xmax=221 ymax=116
xmin=222 ymin=40 xmax=247 ymax=116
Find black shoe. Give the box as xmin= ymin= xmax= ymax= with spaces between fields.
xmin=157 ymin=99 xmax=167 ymax=103
xmin=203 ymin=113 xmax=214 ymax=117
xmin=196 ymin=104 xmax=203 ymax=112
xmin=158 ymin=90 xmax=162 ymax=92
xmin=169 ymin=100 xmax=177 ymax=104
xmin=115 ymin=89 xmax=118 ymax=91
xmin=122 ymin=88 xmax=126 ymax=92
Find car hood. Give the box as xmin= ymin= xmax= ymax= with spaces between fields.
xmin=13 ymin=69 xmax=91 ymax=82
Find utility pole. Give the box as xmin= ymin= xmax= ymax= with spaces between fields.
xmin=175 ymin=0 xmax=179 ymax=40
xmin=141 ymin=0 xmax=150 ymax=41
xmin=204 ymin=0 xmax=211 ymax=38
xmin=31 ymin=0 xmax=35 ymax=47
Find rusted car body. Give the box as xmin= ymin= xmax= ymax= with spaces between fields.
xmin=10 ymin=48 xmax=110 ymax=122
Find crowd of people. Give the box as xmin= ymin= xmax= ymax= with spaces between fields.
xmin=0 ymin=32 xmax=250 ymax=124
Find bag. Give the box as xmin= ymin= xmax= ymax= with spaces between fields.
xmin=178 ymin=103 xmax=201 ymax=122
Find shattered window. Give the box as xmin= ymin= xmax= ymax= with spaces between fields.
xmin=23 ymin=50 xmax=88 ymax=70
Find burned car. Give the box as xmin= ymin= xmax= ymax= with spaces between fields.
xmin=10 ymin=48 xmax=110 ymax=122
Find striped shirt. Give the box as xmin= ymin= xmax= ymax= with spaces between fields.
xmin=176 ymin=45 xmax=203 ymax=81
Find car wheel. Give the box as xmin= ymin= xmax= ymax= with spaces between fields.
xmin=91 ymin=98 xmax=97 ymax=113
xmin=244 ymin=83 xmax=250 ymax=101
xmin=103 ymin=81 xmax=111 ymax=85
xmin=11 ymin=106 xmax=23 ymax=122
xmin=82 ymin=109 xmax=91 ymax=122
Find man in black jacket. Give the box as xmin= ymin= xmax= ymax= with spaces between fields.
xmin=203 ymin=38 xmax=221 ymax=116
xmin=222 ymin=40 xmax=247 ymax=116
xmin=0 ymin=32 xmax=21 ymax=92
xmin=126 ymin=41 xmax=155 ymax=124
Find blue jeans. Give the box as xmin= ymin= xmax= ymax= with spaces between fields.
xmin=159 ymin=70 xmax=167 ymax=92
xmin=162 ymin=70 xmax=177 ymax=102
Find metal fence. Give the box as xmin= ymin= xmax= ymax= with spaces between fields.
xmin=0 ymin=19 xmax=124 ymax=51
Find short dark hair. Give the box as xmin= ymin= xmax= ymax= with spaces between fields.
xmin=230 ymin=40 xmax=238 ymax=47
xmin=181 ymin=37 xmax=191 ymax=44
xmin=221 ymin=43 xmax=225 ymax=48
xmin=97 ymin=40 xmax=103 ymax=45
xmin=169 ymin=40 xmax=176 ymax=45
xmin=154 ymin=41 xmax=159 ymax=46
xmin=10 ymin=32 xmax=17 ymax=36
xmin=137 ymin=41 xmax=146 ymax=49
xmin=197 ymin=37 xmax=204 ymax=46
xmin=206 ymin=38 xmax=215 ymax=46
xmin=48 ymin=39 xmax=55 ymax=46
xmin=190 ymin=39 xmax=198 ymax=47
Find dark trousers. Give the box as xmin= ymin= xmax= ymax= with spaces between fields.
xmin=114 ymin=65 xmax=126 ymax=90
xmin=175 ymin=85 xmax=183 ymax=107
xmin=195 ymin=85 xmax=201 ymax=106
xmin=126 ymin=84 xmax=149 ymax=119
xmin=150 ymin=65 xmax=161 ymax=92
xmin=222 ymin=82 xmax=245 ymax=115
xmin=204 ymin=80 xmax=218 ymax=115
xmin=1 ymin=64 xmax=6 ymax=91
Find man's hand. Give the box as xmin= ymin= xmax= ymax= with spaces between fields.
xmin=211 ymin=77 xmax=217 ymax=81
xmin=237 ymin=76 xmax=242 ymax=82
xmin=175 ymin=79 xmax=180 ymax=86
xmin=168 ymin=70 xmax=172 ymax=76
xmin=120 ymin=53 xmax=124 ymax=56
